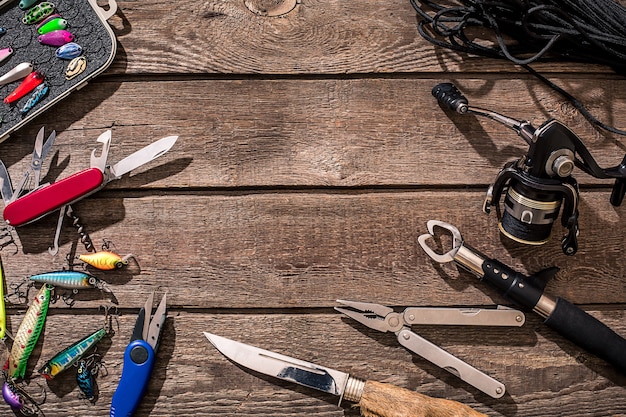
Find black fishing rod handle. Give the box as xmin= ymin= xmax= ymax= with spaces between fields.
xmin=432 ymin=83 xmax=469 ymax=114
xmin=480 ymin=259 xmax=626 ymax=374
xmin=544 ymin=298 xmax=626 ymax=374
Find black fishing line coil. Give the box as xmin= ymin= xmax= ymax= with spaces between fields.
xmin=432 ymin=82 xmax=626 ymax=255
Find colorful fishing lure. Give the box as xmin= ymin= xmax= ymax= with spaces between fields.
xmin=20 ymin=83 xmax=48 ymax=115
xmin=29 ymin=270 xmax=109 ymax=291
xmin=0 ymin=257 xmax=6 ymax=340
xmin=39 ymin=328 xmax=107 ymax=380
xmin=36 ymin=13 xmax=61 ymax=29
xmin=0 ymin=47 xmax=13 ymax=65
xmin=79 ymin=251 xmax=136 ymax=270
xmin=65 ymin=56 xmax=86 ymax=80
xmin=76 ymin=359 xmax=97 ymax=402
xmin=55 ymin=42 xmax=82 ymax=59
xmin=7 ymin=285 xmax=51 ymax=380
xmin=22 ymin=2 xmax=55 ymax=24
xmin=36 ymin=17 xmax=67 ymax=35
xmin=38 ymin=29 xmax=73 ymax=46
xmin=4 ymin=71 xmax=44 ymax=104
xmin=1 ymin=381 xmax=22 ymax=409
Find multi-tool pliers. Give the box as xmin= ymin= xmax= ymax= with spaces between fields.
xmin=335 ymin=299 xmax=526 ymax=398
xmin=418 ymin=219 xmax=626 ymax=375
xmin=111 ymin=292 xmax=167 ymax=417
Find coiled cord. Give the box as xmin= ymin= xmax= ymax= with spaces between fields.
xmin=411 ymin=0 xmax=626 ymax=135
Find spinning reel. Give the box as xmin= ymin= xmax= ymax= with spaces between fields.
xmin=432 ymin=83 xmax=626 ymax=255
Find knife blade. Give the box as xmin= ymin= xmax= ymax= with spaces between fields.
xmin=0 ymin=161 xmax=13 ymax=204
xmin=110 ymin=135 xmax=178 ymax=179
xmin=203 ymin=332 xmax=487 ymax=417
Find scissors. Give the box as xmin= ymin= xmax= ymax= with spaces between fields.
xmin=110 ymin=292 xmax=167 ymax=416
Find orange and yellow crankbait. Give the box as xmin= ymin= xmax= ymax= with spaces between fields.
xmin=78 ymin=251 xmax=136 ymax=271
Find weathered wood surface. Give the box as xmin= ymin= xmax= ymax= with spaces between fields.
xmin=0 ymin=0 xmax=624 ymax=416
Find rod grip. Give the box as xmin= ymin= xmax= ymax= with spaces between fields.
xmin=544 ymin=298 xmax=626 ymax=374
xmin=358 ymin=380 xmax=487 ymax=417
xmin=432 ymin=83 xmax=469 ymax=114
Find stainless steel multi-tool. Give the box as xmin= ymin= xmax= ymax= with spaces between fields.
xmin=335 ymin=299 xmax=525 ymax=398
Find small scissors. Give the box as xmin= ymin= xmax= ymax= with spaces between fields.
xmin=110 ymin=292 xmax=167 ymax=416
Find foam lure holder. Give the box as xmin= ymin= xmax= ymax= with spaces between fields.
xmin=0 ymin=0 xmax=117 ymax=143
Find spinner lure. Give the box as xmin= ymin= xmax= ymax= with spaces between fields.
xmin=7 ymin=285 xmax=51 ymax=380
xmin=39 ymin=328 xmax=107 ymax=380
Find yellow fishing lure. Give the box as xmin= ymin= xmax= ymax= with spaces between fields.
xmin=79 ymin=251 xmax=135 ymax=270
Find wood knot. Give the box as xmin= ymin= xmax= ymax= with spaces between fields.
xmin=244 ymin=0 xmax=298 ymax=17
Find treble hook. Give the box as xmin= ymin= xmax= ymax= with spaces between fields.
xmin=6 ymin=280 xmax=32 ymax=304
xmin=100 ymin=305 xmax=119 ymax=336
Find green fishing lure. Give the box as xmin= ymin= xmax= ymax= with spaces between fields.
xmin=7 ymin=285 xmax=51 ymax=380
xmin=0 ymin=256 xmax=6 ymax=340
xmin=39 ymin=328 xmax=107 ymax=380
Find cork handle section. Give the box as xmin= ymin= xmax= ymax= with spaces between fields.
xmin=358 ymin=380 xmax=488 ymax=417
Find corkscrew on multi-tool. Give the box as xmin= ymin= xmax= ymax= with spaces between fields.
xmin=431 ymin=83 xmax=626 ymax=255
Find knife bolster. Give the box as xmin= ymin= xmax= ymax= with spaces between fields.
xmin=343 ymin=376 xmax=366 ymax=403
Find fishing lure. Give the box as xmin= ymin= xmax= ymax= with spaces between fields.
xmin=2 ymin=377 xmax=45 ymax=415
xmin=79 ymin=251 xmax=136 ymax=270
xmin=36 ymin=17 xmax=66 ymax=35
xmin=1 ymin=381 xmax=22 ymax=409
xmin=38 ymin=29 xmax=73 ymax=46
xmin=0 ymin=48 xmax=13 ymax=65
xmin=20 ymin=83 xmax=48 ymax=115
xmin=76 ymin=359 xmax=97 ymax=402
xmin=4 ymin=71 xmax=44 ymax=105
xmin=39 ymin=328 xmax=107 ymax=379
xmin=65 ymin=56 xmax=86 ymax=80
xmin=0 ymin=257 xmax=7 ymax=340
xmin=29 ymin=270 xmax=109 ymax=291
xmin=19 ymin=0 xmax=40 ymax=10
xmin=7 ymin=285 xmax=51 ymax=380
xmin=0 ymin=63 xmax=33 ymax=87
xmin=22 ymin=2 xmax=55 ymax=24
xmin=55 ymin=42 xmax=82 ymax=59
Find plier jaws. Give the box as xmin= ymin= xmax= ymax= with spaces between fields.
xmin=336 ymin=299 xmax=526 ymax=399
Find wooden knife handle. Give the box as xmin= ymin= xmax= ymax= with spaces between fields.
xmin=358 ymin=380 xmax=488 ymax=417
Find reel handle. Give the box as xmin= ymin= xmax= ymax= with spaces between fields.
xmin=432 ymin=83 xmax=468 ymax=114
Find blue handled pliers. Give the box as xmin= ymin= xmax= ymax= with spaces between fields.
xmin=110 ymin=292 xmax=167 ymax=417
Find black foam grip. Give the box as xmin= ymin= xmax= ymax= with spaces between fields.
xmin=544 ymin=297 xmax=626 ymax=374
xmin=431 ymin=83 xmax=468 ymax=114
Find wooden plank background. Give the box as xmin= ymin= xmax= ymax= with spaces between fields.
xmin=0 ymin=0 xmax=625 ymax=415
